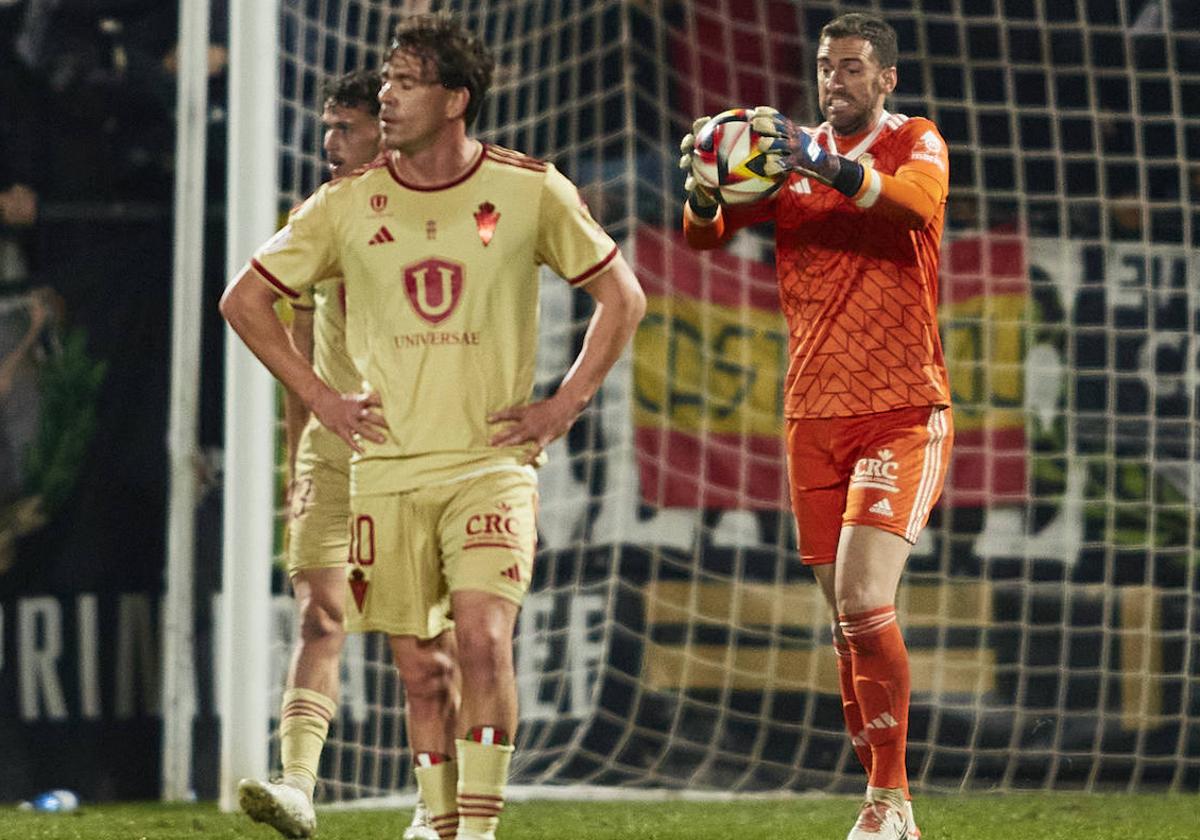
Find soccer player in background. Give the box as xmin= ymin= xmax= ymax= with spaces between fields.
xmin=234 ymin=69 xmax=453 ymax=840
xmin=221 ymin=12 xmax=645 ymax=840
xmin=681 ymin=12 xmax=952 ymax=840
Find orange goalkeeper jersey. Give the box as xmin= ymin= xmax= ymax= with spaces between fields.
xmin=684 ymin=111 xmax=952 ymax=419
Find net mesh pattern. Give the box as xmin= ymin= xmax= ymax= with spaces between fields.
xmin=260 ymin=0 xmax=1200 ymax=798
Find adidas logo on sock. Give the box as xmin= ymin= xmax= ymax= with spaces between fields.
xmin=500 ymin=564 xmax=521 ymax=582
xmin=368 ymin=225 xmax=395 ymax=245
xmin=869 ymin=497 xmax=894 ymax=517
xmin=865 ymin=712 xmax=899 ymax=731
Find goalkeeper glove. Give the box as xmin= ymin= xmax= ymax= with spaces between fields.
xmin=748 ymin=105 xmax=865 ymax=197
xmin=678 ymin=115 xmax=719 ymax=218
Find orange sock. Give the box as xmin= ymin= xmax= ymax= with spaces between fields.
xmin=840 ymin=606 xmax=910 ymax=797
xmin=834 ymin=635 xmax=873 ymax=777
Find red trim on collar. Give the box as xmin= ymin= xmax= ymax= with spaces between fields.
xmin=386 ymin=144 xmax=487 ymax=191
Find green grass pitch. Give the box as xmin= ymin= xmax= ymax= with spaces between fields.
xmin=3 ymin=794 xmax=1194 ymax=839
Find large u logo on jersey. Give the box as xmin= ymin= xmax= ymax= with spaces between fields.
xmin=403 ymin=257 xmax=464 ymax=324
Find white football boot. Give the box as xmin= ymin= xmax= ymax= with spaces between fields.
xmin=402 ymin=797 xmax=440 ymax=840
xmin=905 ymin=799 xmax=921 ymax=839
xmin=237 ymin=778 xmax=317 ymax=838
xmin=845 ymin=791 xmax=911 ymax=840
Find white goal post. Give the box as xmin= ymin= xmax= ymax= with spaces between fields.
xmin=212 ymin=0 xmax=1200 ymax=808
xmin=216 ymin=0 xmax=281 ymax=812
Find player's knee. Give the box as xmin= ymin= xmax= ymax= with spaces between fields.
xmin=297 ymin=599 xmax=345 ymax=648
xmin=837 ymin=593 xmax=871 ymax=616
xmin=836 ymin=581 xmax=893 ymax=616
xmin=398 ymin=648 xmax=457 ymax=701
xmin=454 ymin=622 xmax=512 ymax=681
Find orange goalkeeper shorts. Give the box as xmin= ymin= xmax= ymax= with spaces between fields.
xmin=786 ymin=405 xmax=953 ymax=565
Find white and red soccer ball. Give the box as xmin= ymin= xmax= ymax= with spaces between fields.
xmin=690 ymin=107 xmax=789 ymax=205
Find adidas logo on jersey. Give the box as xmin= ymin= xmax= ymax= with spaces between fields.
xmin=500 ymin=564 xmax=521 ymax=582
xmin=368 ymin=226 xmax=395 ymax=245
xmin=869 ymin=497 xmax=894 ymax=517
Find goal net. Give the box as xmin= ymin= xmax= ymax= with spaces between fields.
xmin=259 ymin=0 xmax=1200 ymax=800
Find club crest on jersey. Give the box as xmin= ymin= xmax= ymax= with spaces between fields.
xmin=851 ymin=448 xmax=900 ymax=493
xmin=348 ymin=568 xmax=369 ymax=612
xmin=403 ymin=257 xmax=464 ymax=325
xmin=370 ymin=193 xmax=388 ymax=212
xmin=474 ymin=201 xmax=500 ymax=246
xmin=911 ymin=131 xmax=946 ymax=169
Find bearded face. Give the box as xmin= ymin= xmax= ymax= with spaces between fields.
xmin=816 ymin=36 xmax=897 ymax=136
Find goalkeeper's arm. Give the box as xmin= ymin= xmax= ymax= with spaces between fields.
xmin=750 ymin=107 xmax=947 ymax=229
xmin=848 ymin=165 xmax=945 ymax=229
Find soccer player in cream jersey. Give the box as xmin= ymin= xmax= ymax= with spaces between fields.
xmin=221 ymin=13 xmax=646 ymax=840
xmin=236 ymin=70 xmax=452 ymax=840
xmin=681 ymin=12 xmax=952 ymax=840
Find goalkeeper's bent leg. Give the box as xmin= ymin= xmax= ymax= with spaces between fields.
xmin=841 ymin=606 xmax=911 ymax=797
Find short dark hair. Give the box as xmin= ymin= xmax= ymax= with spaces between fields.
xmin=389 ymin=12 xmax=495 ymax=128
xmin=820 ymin=13 xmax=899 ymax=69
xmin=323 ymin=69 xmax=381 ymax=116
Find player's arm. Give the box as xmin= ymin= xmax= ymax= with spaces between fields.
xmin=283 ymin=303 xmax=315 ymax=477
xmin=219 ymin=264 xmax=385 ymax=453
xmin=489 ymin=252 xmax=645 ymax=462
xmin=682 ymin=195 xmax=729 ymax=250
xmin=755 ymin=109 xmax=948 ymax=229
xmin=852 ymin=160 xmax=946 ymax=229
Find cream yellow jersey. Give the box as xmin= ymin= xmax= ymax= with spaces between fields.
xmin=252 ymin=145 xmax=619 ymax=494
xmin=291 ymin=278 xmax=361 ymax=466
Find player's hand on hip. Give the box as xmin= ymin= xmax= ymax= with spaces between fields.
xmin=488 ymin=396 xmax=578 ymax=465
xmin=679 ymin=115 xmax=717 ymax=211
xmin=749 ymin=105 xmax=837 ymax=184
xmin=311 ymin=389 xmax=387 ymax=454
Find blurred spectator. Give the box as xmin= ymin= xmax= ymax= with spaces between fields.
xmin=0 ymin=1 xmax=179 ymax=203
xmin=0 ymin=6 xmax=42 ymax=281
xmin=0 ymin=55 xmax=54 ymax=549
xmin=0 ymin=2 xmax=46 ymax=529
xmin=0 ymin=287 xmax=54 ymax=505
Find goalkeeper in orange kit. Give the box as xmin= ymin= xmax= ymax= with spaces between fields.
xmin=680 ymin=12 xmax=953 ymax=840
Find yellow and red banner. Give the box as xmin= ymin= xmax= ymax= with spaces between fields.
xmin=939 ymin=229 xmax=1029 ymax=507
xmin=632 ymin=227 xmax=789 ymax=508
